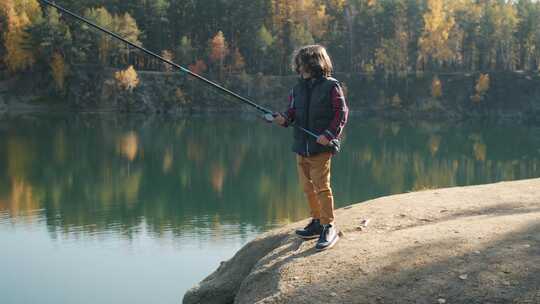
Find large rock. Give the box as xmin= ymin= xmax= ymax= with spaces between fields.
xmin=183 ymin=230 xmax=289 ymax=304
xmin=183 ymin=178 xmax=540 ymax=304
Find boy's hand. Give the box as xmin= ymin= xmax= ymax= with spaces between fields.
xmin=273 ymin=113 xmax=286 ymax=126
xmin=316 ymin=134 xmax=330 ymax=146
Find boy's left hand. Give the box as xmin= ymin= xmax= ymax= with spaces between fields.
xmin=316 ymin=134 xmax=330 ymax=146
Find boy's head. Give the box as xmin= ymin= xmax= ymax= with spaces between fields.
xmin=292 ymin=45 xmax=333 ymax=78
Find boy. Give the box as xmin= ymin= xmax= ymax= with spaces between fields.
xmin=274 ymin=45 xmax=349 ymax=251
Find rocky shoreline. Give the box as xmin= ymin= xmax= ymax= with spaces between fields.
xmin=2 ymin=71 xmax=540 ymax=123
xmin=183 ymin=178 xmax=540 ymax=304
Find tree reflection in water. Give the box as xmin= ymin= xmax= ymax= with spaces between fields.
xmin=1 ymin=114 xmax=540 ymax=240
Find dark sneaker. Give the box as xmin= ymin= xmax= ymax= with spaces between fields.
xmin=295 ymin=219 xmax=323 ymax=239
xmin=315 ymin=224 xmax=339 ymax=251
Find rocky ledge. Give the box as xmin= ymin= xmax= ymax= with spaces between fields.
xmin=183 ymin=178 xmax=540 ymax=304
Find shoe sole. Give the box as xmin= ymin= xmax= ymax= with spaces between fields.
xmin=296 ymin=234 xmax=320 ymax=240
xmin=315 ymin=234 xmax=339 ymax=251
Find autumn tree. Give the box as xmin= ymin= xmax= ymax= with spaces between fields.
xmin=255 ymin=25 xmax=274 ymax=71
xmin=477 ymin=1 xmax=519 ymax=70
xmin=188 ymin=59 xmax=207 ymax=75
xmin=230 ymin=48 xmax=246 ymax=73
xmin=290 ymin=24 xmax=315 ymax=49
xmin=80 ymin=8 xmax=141 ymax=67
xmin=83 ymin=7 xmax=114 ymax=65
xmin=452 ymin=0 xmax=482 ymax=71
xmin=271 ymin=0 xmax=330 ymax=73
xmin=115 ymin=65 xmax=139 ymax=92
xmin=471 ymin=73 xmax=490 ymax=103
xmin=208 ymin=31 xmax=229 ymax=77
xmin=375 ymin=0 xmax=409 ymax=75
xmin=494 ymin=2 xmax=519 ymax=70
xmin=431 ymin=75 xmax=442 ymax=98
xmin=418 ymin=0 xmax=461 ymax=70
xmin=272 ymin=0 xmax=329 ymax=40
xmin=112 ymin=12 xmax=141 ymax=65
xmin=2 ymin=0 xmax=42 ymax=73
xmin=142 ymin=0 xmax=170 ymax=52
xmin=28 ymin=6 xmax=73 ymax=78
xmin=3 ymin=8 xmax=34 ymax=72
xmin=50 ymin=52 xmax=68 ymax=91
xmin=2 ymin=0 xmax=540 ymax=77
xmin=0 ymin=1 xmax=9 ymax=65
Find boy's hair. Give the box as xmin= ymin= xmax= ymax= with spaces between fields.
xmin=291 ymin=45 xmax=333 ymax=77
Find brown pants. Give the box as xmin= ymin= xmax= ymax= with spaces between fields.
xmin=296 ymin=152 xmax=335 ymax=225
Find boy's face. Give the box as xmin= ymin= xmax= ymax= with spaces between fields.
xmin=299 ymin=64 xmax=312 ymax=79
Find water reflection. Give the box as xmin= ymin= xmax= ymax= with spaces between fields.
xmin=1 ymin=114 xmax=540 ymax=239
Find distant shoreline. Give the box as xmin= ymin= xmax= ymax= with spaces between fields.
xmin=2 ymin=70 xmax=540 ymax=123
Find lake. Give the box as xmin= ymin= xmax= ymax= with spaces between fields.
xmin=1 ymin=113 xmax=540 ymax=304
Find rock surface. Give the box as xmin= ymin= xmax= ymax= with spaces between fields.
xmin=183 ymin=178 xmax=540 ymax=304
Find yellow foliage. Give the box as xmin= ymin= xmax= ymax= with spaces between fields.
xmin=328 ymin=0 xmax=346 ymax=10
xmin=114 ymin=65 xmax=140 ymax=92
xmin=14 ymin=0 xmax=41 ymax=23
xmin=418 ymin=0 xmax=459 ymax=65
xmin=84 ymin=7 xmax=114 ymax=64
xmin=271 ymin=0 xmax=329 ymax=38
xmin=428 ymin=135 xmax=441 ymax=156
xmin=162 ymin=148 xmax=173 ymax=174
xmin=431 ymin=76 xmax=442 ymax=98
xmin=50 ymin=52 xmax=68 ymax=91
xmin=473 ymin=142 xmax=486 ymax=161
xmin=4 ymin=178 xmax=42 ymax=218
xmin=471 ymin=74 xmax=490 ymax=103
xmin=362 ymin=63 xmax=375 ymax=75
xmin=0 ymin=0 xmax=12 ymax=12
xmin=3 ymin=5 xmax=35 ymax=73
xmin=114 ymin=12 xmax=141 ymax=63
xmin=118 ymin=131 xmax=139 ymax=161
xmin=475 ymin=73 xmax=490 ymax=94
xmin=210 ymin=163 xmax=226 ymax=194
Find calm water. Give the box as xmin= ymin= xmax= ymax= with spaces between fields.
xmin=2 ymin=114 xmax=540 ymax=304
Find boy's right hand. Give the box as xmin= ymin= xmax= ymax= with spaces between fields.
xmin=273 ymin=113 xmax=286 ymax=126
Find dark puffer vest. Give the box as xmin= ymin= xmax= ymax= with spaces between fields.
xmin=292 ymin=76 xmax=340 ymax=156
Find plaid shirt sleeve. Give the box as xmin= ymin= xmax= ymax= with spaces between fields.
xmin=282 ymin=89 xmax=295 ymax=127
xmin=323 ymin=84 xmax=349 ymax=140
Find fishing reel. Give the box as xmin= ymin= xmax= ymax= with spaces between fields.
xmin=263 ymin=112 xmax=276 ymax=123
xmin=329 ymin=139 xmax=340 ymax=154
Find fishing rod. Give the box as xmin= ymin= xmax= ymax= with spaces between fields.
xmin=39 ymin=0 xmax=339 ymax=151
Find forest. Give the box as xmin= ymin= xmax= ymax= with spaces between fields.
xmin=1 ymin=0 xmax=540 ymax=92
